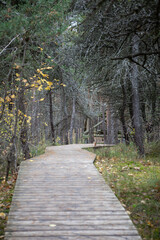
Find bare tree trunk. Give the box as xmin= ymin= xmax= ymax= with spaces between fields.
xmin=62 ymin=87 xmax=69 ymax=145
xmin=107 ymin=104 xmax=118 ymax=144
xmin=69 ymin=96 xmax=76 ymax=144
xmin=19 ymin=90 xmax=31 ymax=160
xmin=89 ymin=118 xmax=94 ymax=143
xmin=49 ymin=91 xmax=55 ymax=144
xmin=120 ymin=79 xmax=130 ymax=145
xmin=102 ymin=103 xmax=107 ymax=144
xmin=130 ymin=35 xmax=144 ymax=155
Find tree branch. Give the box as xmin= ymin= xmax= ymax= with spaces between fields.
xmin=0 ymin=34 xmax=20 ymax=56
xmin=111 ymin=51 xmax=160 ymax=60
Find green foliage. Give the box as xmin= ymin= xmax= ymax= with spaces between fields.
xmin=145 ymin=141 xmax=160 ymax=159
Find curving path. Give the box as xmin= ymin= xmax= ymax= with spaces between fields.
xmin=5 ymin=144 xmax=141 ymax=240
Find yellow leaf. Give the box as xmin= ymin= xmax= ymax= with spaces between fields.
xmin=16 ymin=73 xmax=20 ymax=77
xmin=30 ymin=160 xmax=34 ymax=162
xmin=38 ymin=85 xmax=43 ymax=91
xmin=46 ymin=67 xmax=52 ymax=69
xmin=44 ymin=122 xmax=48 ymax=126
xmin=5 ymin=96 xmax=11 ymax=102
xmin=47 ymin=81 xmax=53 ymax=86
xmin=0 ymin=97 xmax=4 ymax=103
xmin=49 ymin=224 xmax=56 ymax=227
xmin=13 ymin=63 xmax=21 ymax=69
xmin=45 ymin=86 xmax=51 ymax=90
xmin=22 ymin=79 xmax=27 ymax=83
xmin=0 ymin=212 xmax=6 ymax=219
xmin=40 ymin=98 xmax=44 ymax=101
xmin=60 ymin=83 xmax=66 ymax=87
xmin=38 ymin=47 xmax=43 ymax=51
xmin=10 ymin=94 xmax=16 ymax=99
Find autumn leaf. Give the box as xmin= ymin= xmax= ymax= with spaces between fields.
xmin=22 ymin=79 xmax=27 ymax=83
xmin=49 ymin=224 xmax=56 ymax=227
xmin=13 ymin=63 xmax=21 ymax=69
xmin=10 ymin=94 xmax=16 ymax=99
xmin=5 ymin=96 xmax=11 ymax=102
xmin=45 ymin=86 xmax=51 ymax=90
xmin=38 ymin=85 xmax=43 ymax=91
xmin=0 ymin=97 xmax=4 ymax=103
xmin=0 ymin=212 xmax=6 ymax=219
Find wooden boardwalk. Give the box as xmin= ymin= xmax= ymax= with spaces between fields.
xmin=5 ymin=144 xmax=141 ymax=240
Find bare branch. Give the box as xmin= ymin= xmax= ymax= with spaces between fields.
xmin=111 ymin=51 xmax=160 ymax=60
xmin=0 ymin=34 xmax=20 ymax=56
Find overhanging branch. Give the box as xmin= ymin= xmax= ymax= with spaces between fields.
xmin=111 ymin=51 xmax=160 ymax=60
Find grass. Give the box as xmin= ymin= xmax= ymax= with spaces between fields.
xmin=91 ymin=142 xmax=160 ymax=240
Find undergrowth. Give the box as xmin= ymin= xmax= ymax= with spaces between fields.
xmin=0 ymin=175 xmax=16 ymax=239
xmin=92 ymin=142 xmax=160 ymax=240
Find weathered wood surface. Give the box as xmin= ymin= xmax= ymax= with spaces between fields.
xmin=5 ymin=144 xmax=141 ymax=240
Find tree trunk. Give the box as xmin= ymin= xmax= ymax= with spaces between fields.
xmin=62 ymin=87 xmax=69 ymax=145
xmin=120 ymin=79 xmax=130 ymax=145
xmin=49 ymin=91 xmax=55 ymax=143
xmin=107 ymin=104 xmax=118 ymax=144
xmin=102 ymin=103 xmax=107 ymax=144
xmin=69 ymin=96 xmax=76 ymax=144
xmin=130 ymin=35 xmax=144 ymax=155
xmin=19 ymin=90 xmax=31 ymax=160
xmin=89 ymin=118 xmax=94 ymax=143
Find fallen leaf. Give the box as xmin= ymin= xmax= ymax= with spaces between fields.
xmin=49 ymin=224 xmax=56 ymax=227
xmin=0 ymin=212 xmax=6 ymax=219
xmin=134 ymin=167 xmax=140 ymax=171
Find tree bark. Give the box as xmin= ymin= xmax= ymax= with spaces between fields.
xmin=69 ymin=96 xmax=76 ymax=144
xmin=19 ymin=90 xmax=31 ymax=160
xmin=130 ymin=35 xmax=144 ymax=155
xmin=61 ymin=86 xmax=69 ymax=144
xmin=49 ymin=91 xmax=55 ymax=143
xmin=119 ymin=79 xmax=130 ymax=145
xmin=102 ymin=103 xmax=107 ymax=144
xmin=107 ymin=104 xmax=118 ymax=144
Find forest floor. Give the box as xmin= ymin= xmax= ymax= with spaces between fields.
xmin=0 ymin=175 xmax=16 ymax=239
xmin=89 ymin=142 xmax=160 ymax=240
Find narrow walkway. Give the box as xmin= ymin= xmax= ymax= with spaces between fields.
xmin=5 ymin=144 xmax=141 ymax=240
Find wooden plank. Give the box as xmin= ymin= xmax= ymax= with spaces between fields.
xmin=5 ymin=144 xmax=141 ymax=240
xmin=5 ymin=230 xmax=140 ymax=237
xmin=5 ymin=236 xmax=141 ymax=240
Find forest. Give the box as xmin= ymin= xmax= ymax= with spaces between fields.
xmin=0 ymin=0 xmax=160 ymax=177
xmin=0 ymin=0 xmax=160 ymax=239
